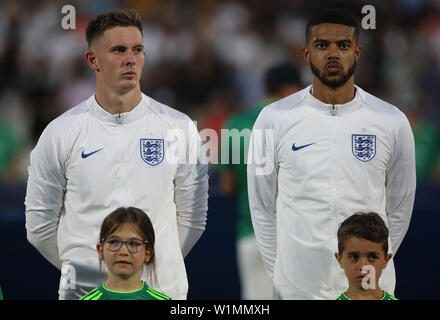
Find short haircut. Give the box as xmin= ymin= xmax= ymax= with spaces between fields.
xmin=306 ymin=9 xmax=360 ymax=44
xmin=86 ymin=9 xmax=143 ymax=48
xmin=337 ymin=212 xmax=389 ymax=254
xmin=265 ymin=62 xmax=302 ymax=95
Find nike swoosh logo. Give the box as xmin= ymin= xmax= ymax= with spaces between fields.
xmin=292 ymin=143 xmax=315 ymax=151
xmin=81 ymin=148 xmax=103 ymax=159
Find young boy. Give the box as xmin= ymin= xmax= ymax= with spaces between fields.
xmin=335 ymin=212 xmax=398 ymax=300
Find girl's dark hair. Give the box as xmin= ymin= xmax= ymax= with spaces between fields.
xmin=99 ymin=207 xmax=157 ymax=287
xmin=86 ymin=9 xmax=143 ymax=48
xmin=337 ymin=212 xmax=389 ymax=254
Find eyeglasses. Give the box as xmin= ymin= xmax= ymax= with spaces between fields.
xmin=102 ymin=238 xmax=148 ymax=254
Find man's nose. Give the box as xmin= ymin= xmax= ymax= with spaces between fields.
xmin=124 ymin=50 xmax=136 ymax=66
xmin=327 ymin=44 xmax=340 ymax=60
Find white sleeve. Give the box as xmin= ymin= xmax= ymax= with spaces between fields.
xmin=174 ymin=120 xmax=209 ymax=258
xmin=25 ymin=122 xmax=66 ymax=270
xmin=385 ymin=115 xmax=416 ymax=255
xmin=247 ymin=110 xmax=278 ymax=277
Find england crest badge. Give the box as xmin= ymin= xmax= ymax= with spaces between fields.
xmin=140 ymin=138 xmax=164 ymax=166
xmin=352 ymin=134 xmax=376 ymax=162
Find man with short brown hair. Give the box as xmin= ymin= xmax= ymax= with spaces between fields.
xmin=25 ymin=9 xmax=208 ymax=300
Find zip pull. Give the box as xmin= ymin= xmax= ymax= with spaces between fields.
xmin=117 ymin=113 xmax=122 ymax=124
xmin=330 ymin=104 xmax=337 ymax=116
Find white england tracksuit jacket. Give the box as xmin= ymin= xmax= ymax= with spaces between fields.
xmin=247 ymin=85 xmax=416 ymax=299
xmin=25 ymin=93 xmax=208 ymax=300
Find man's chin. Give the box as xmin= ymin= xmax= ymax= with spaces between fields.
xmin=118 ymin=82 xmax=139 ymax=94
xmin=326 ymin=71 xmax=342 ymax=77
xmin=320 ymin=78 xmax=347 ymax=89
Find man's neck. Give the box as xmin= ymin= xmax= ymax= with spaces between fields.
xmin=95 ymin=86 xmax=142 ymax=115
xmin=312 ymin=78 xmax=355 ymax=105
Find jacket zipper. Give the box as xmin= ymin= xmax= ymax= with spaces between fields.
xmin=330 ymin=104 xmax=337 ymax=116
xmin=330 ymin=102 xmax=337 ymax=293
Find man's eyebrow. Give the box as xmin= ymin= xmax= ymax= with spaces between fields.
xmin=110 ymin=44 xmax=144 ymax=50
xmin=337 ymin=39 xmax=353 ymax=43
xmin=312 ymin=38 xmax=329 ymax=43
xmin=110 ymin=45 xmax=127 ymax=50
xmin=312 ymin=38 xmax=353 ymax=43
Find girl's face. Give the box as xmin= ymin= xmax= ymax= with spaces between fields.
xmin=97 ymin=223 xmax=151 ymax=280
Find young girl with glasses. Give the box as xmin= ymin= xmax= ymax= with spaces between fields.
xmin=80 ymin=207 xmax=170 ymax=300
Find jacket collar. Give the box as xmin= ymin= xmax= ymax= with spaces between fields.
xmin=303 ymin=84 xmax=365 ymax=116
xmin=88 ymin=93 xmax=148 ymax=124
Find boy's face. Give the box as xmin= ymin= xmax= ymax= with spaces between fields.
xmin=86 ymin=26 xmax=145 ymax=95
xmin=335 ymin=236 xmax=392 ymax=290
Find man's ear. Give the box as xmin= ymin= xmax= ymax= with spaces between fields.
xmin=302 ymin=45 xmax=310 ymax=63
xmin=85 ymin=50 xmax=100 ymax=72
xmin=355 ymin=44 xmax=362 ymax=61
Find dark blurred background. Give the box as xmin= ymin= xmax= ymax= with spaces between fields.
xmin=0 ymin=0 xmax=439 ymax=300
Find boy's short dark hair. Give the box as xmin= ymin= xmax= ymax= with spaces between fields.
xmin=337 ymin=212 xmax=389 ymax=254
xmin=306 ymin=9 xmax=360 ymax=44
xmin=86 ymin=9 xmax=143 ymax=48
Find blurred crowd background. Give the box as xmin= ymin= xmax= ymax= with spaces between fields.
xmin=0 ymin=0 xmax=439 ymax=299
